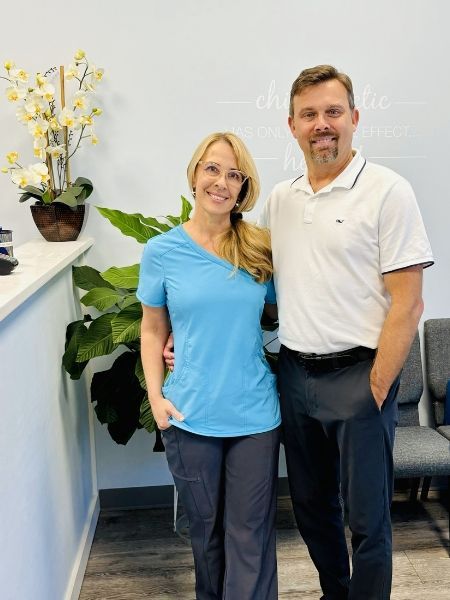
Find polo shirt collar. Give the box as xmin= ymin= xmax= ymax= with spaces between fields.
xmin=291 ymin=150 xmax=366 ymax=194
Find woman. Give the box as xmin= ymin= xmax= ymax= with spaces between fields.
xmin=137 ymin=132 xmax=280 ymax=600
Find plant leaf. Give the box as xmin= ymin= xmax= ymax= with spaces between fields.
xmin=96 ymin=207 xmax=160 ymax=243
xmin=180 ymin=195 xmax=193 ymax=222
xmin=139 ymin=394 xmax=155 ymax=433
xmin=111 ymin=303 xmax=142 ymax=344
xmin=23 ymin=185 xmax=43 ymax=197
xmin=136 ymin=215 xmax=171 ymax=232
xmin=119 ymin=293 xmax=138 ymax=309
xmin=55 ymin=189 xmax=78 ymax=207
xmin=18 ymin=192 xmax=35 ymax=203
xmin=73 ymin=176 xmax=93 ymax=202
xmin=101 ymin=264 xmax=140 ymax=289
xmin=77 ymin=313 xmax=118 ymax=362
xmin=135 ymin=356 xmax=147 ymax=390
xmin=62 ymin=320 xmax=89 ymax=379
xmin=90 ymin=351 xmax=146 ymax=444
xmin=73 ymin=265 xmax=115 ymax=291
xmin=80 ymin=287 xmax=123 ymax=311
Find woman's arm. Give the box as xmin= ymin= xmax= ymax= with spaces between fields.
xmin=141 ymin=304 xmax=184 ymax=429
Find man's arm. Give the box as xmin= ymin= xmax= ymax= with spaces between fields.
xmin=141 ymin=305 xmax=183 ymax=428
xmin=370 ymin=265 xmax=424 ymax=407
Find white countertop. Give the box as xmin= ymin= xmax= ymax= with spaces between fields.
xmin=0 ymin=237 xmax=94 ymax=321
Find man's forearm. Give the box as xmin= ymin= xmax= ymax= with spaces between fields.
xmin=370 ymin=298 xmax=423 ymax=400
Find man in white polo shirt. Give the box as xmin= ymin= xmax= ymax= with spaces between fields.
xmin=259 ymin=65 xmax=433 ymax=600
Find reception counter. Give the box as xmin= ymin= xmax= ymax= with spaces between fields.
xmin=0 ymin=237 xmax=98 ymax=600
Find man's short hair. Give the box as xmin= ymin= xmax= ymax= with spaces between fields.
xmin=289 ymin=65 xmax=355 ymax=117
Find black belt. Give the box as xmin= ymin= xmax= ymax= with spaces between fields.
xmin=285 ymin=345 xmax=376 ymax=372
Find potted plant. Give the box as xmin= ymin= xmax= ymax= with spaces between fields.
xmin=62 ymin=197 xmax=192 ymax=449
xmin=1 ymin=50 xmax=104 ymax=241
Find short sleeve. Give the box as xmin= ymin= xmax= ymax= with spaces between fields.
xmin=265 ymin=277 xmax=277 ymax=304
xmin=257 ymin=195 xmax=270 ymax=228
xmin=136 ymin=241 xmax=166 ymax=306
xmin=379 ymin=178 xmax=434 ymax=273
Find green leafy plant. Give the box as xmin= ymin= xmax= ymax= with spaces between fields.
xmin=63 ymin=196 xmax=192 ymax=447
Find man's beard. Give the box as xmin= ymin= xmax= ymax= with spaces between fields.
xmin=309 ymin=133 xmax=339 ymax=164
xmin=310 ymin=146 xmax=339 ymax=164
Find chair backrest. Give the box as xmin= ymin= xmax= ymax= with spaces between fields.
xmin=396 ymin=333 xmax=423 ymax=426
xmin=424 ymin=318 xmax=450 ymax=426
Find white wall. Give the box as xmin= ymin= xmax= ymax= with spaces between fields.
xmin=0 ymin=260 xmax=97 ymax=600
xmin=1 ymin=0 xmax=449 ymax=489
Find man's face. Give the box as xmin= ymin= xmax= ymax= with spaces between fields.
xmin=288 ymin=79 xmax=359 ymax=167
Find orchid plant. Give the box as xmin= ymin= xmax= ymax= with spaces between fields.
xmin=1 ymin=49 xmax=104 ymax=208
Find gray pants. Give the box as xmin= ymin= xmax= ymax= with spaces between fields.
xmin=162 ymin=426 xmax=280 ymax=600
xmin=278 ymin=345 xmax=399 ymax=600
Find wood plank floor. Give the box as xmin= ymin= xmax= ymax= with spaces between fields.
xmin=80 ymin=491 xmax=449 ymax=599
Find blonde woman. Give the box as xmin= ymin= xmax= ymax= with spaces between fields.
xmin=137 ymin=132 xmax=280 ymax=599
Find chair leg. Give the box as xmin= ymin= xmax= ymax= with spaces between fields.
xmin=409 ymin=477 xmax=421 ymax=501
xmin=421 ymin=476 xmax=432 ymax=500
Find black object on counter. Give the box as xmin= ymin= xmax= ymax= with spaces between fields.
xmin=0 ymin=254 xmax=19 ymax=275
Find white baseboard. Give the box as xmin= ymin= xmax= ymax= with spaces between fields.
xmin=65 ymin=493 xmax=100 ymax=600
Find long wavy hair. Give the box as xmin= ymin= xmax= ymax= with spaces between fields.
xmin=187 ymin=132 xmax=273 ymax=283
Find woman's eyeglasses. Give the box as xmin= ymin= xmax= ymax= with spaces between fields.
xmin=198 ymin=161 xmax=248 ymax=188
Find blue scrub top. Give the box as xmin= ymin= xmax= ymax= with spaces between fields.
xmin=137 ymin=225 xmax=280 ymax=437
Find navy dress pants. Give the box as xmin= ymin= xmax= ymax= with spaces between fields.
xmin=278 ymin=345 xmax=399 ymax=600
xmin=162 ymin=426 xmax=280 ymax=600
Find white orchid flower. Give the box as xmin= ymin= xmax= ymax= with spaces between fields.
xmin=58 ymin=107 xmax=79 ymax=128
xmin=28 ymin=117 xmax=49 ymax=138
xmin=25 ymin=94 xmax=47 ymax=116
xmin=79 ymin=114 xmax=93 ymax=126
xmin=33 ymin=138 xmax=47 ymax=160
xmin=65 ymin=63 xmax=79 ymax=80
xmin=35 ymin=81 xmax=55 ymax=101
xmin=16 ymin=106 xmax=34 ymax=124
xmin=6 ymin=152 xmax=19 ymax=164
xmin=10 ymin=68 xmax=29 ymax=83
xmin=11 ymin=167 xmax=41 ymax=187
xmin=30 ymin=162 xmax=50 ymax=184
xmin=74 ymin=49 xmax=86 ymax=61
xmin=90 ymin=131 xmax=99 ymax=145
xmin=90 ymin=64 xmax=104 ymax=82
xmin=73 ymin=91 xmax=89 ymax=110
xmin=48 ymin=117 xmax=62 ymax=131
xmin=6 ymin=86 xmax=26 ymax=102
xmin=46 ymin=144 xmax=66 ymax=159
xmin=4 ymin=60 xmax=15 ymax=71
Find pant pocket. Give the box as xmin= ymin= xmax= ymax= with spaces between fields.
xmin=163 ymin=429 xmax=213 ymax=520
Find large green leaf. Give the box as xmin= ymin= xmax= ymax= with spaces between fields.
xmin=73 ymin=176 xmax=93 ymax=202
xmin=73 ymin=265 xmax=115 ymax=291
xmin=111 ymin=303 xmax=142 ymax=344
xmin=137 ymin=215 xmax=171 ymax=232
xmin=23 ymin=185 xmax=43 ymax=197
xmin=101 ymin=264 xmax=140 ymax=289
xmin=80 ymin=287 xmax=123 ymax=311
xmin=96 ymin=207 xmax=159 ymax=243
xmin=139 ymin=394 xmax=155 ymax=433
xmin=135 ymin=356 xmax=147 ymax=390
xmin=77 ymin=313 xmax=118 ymax=362
xmin=91 ymin=351 xmax=146 ymax=444
xmin=119 ymin=293 xmax=138 ymax=309
xmin=180 ymin=195 xmax=193 ymax=222
xmin=62 ymin=320 xmax=89 ymax=380
xmin=55 ymin=189 xmax=78 ymax=207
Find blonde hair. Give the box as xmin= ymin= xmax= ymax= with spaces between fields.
xmin=187 ymin=132 xmax=273 ymax=283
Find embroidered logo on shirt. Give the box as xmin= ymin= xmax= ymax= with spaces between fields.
xmin=336 ymin=219 xmax=345 ymax=223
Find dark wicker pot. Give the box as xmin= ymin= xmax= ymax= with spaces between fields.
xmin=30 ymin=204 xmax=85 ymax=242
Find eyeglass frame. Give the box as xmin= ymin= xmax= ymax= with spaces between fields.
xmin=197 ymin=161 xmax=249 ymax=188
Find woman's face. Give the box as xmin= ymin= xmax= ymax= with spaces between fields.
xmin=193 ymin=140 xmax=244 ymax=220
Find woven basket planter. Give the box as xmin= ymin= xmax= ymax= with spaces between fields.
xmin=30 ymin=204 xmax=85 ymax=242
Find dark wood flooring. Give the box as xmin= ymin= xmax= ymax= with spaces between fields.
xmin=80 ymin=491 xmax=449 ymax=599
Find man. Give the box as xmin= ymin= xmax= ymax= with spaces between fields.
xmin=259 ymin=65 xmax=433 ymax=599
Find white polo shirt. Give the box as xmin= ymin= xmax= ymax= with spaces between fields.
xmin=259 ymin=151 xmax=434 ymax=353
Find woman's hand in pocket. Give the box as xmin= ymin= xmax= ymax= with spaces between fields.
xmin=150 ymin=395 xmax=184 ymax=430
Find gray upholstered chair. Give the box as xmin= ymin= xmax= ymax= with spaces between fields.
xmin=393 ymin=333 xmax=450 ymax=529
xmin=424 ymin=318 xmax=450 ymax=441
